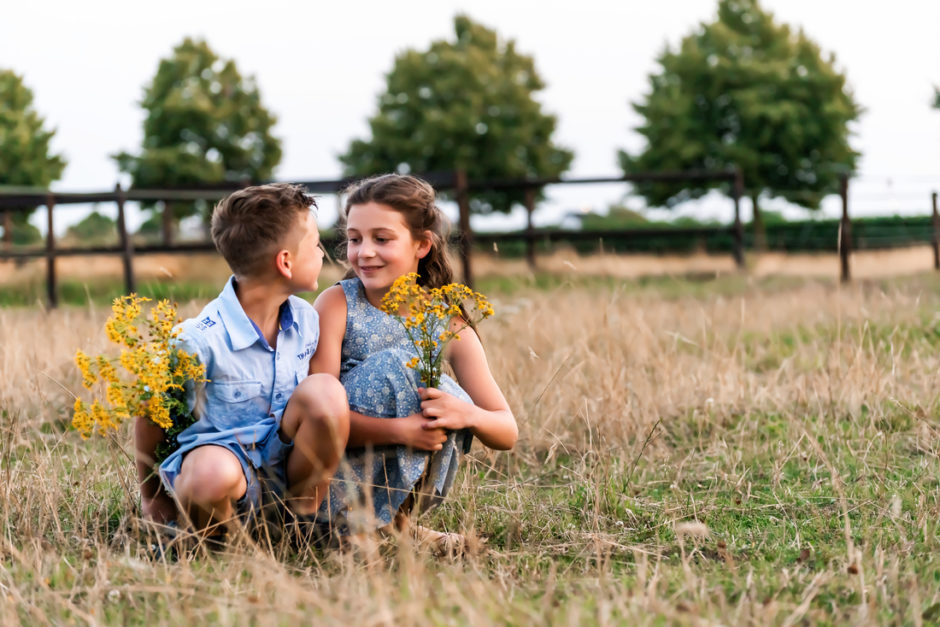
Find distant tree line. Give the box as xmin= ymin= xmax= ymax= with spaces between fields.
xmin=3 ymin=0 xmax=937 ymax=247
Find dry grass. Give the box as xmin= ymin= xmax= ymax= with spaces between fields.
xmin=2 ymin=270 xmax=940 ymax=624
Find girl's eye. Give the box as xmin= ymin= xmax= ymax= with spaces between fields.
xmin=375 ymin=237 xmax=388 ymax=243
xmin=347 ymin=237 xmax=360 ymax=244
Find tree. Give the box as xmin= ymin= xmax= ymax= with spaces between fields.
xmin=340 ymin=15 xmax=573 ymax=215
xmin=619 ymin=0 xmax=860 ymax=245
xmin=63 ymin=211 xmax=116 ymax=246
xmin=115 ymin=38 xmax=281 ymax=242
xmin=0 ymin=69 xmax=67 ymax=245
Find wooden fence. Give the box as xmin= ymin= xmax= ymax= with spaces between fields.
xmin=2 ymin=169 xmax=930 ymax=308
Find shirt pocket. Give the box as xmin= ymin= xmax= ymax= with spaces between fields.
xmin=206 ymin=380 xmax=264 ymax=429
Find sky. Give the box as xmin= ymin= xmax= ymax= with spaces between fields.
xmin=2 ymin=0 xmax=939 ymax=234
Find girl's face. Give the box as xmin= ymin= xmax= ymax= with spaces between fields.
xmin=345 ymin=201 xmax=430 ymax=297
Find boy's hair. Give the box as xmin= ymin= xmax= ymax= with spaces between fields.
xmin=211 ymin=183 xmax=316 ymax=277
xmin=341 ymin=174 xmax=456 ymax=289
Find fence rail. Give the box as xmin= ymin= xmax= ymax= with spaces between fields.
xmin=2 ymin=169 xmax=934 ymax=308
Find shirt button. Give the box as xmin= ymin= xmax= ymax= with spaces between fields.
xmin=234 ymin=391 xmax=241 ymax=398
xmin=276 ymin=393 xmax=283 ymax=400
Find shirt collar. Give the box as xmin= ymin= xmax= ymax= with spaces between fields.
xmin=218 ymin=276 xmax=298 ymax=351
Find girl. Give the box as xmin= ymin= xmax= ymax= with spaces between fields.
xmin=311 ymin=174 xmax=517 ymax=550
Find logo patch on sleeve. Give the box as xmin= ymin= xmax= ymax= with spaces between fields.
xmin=195 ymin=316 xmax=217 ymax=331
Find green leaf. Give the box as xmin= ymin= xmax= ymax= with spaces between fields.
xmin=113 ymin=37 xmax=282 ymax=229
xmin=340 ymin=15 xmax=573 ymax=214
xmin=621 ymin=0 xmax=860 ymax=211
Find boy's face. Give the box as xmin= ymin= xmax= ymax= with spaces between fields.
xmin=286 ymin=210 xmax=324 ymax=293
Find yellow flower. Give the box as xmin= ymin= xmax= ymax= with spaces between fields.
xmin=380 ymin=274 xmax=494 ymax=389
xmin=72 ymin=399 xmax=91 ymax=439
xmin=75 ymin=351 xmax=96 ymax=390
xmin=72 ymin=294 xmax=206 ymax=440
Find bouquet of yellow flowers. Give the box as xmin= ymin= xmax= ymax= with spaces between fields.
xmin=380 ymin=273 xmax=494 ymax=388
xmin=73 ymin=295 xmax=206 ymax=462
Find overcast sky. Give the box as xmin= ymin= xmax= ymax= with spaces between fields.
xmin=3 ymin=0 xmax=939 ymax=232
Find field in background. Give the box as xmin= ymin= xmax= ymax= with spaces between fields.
xmin=2 ymin=267 xmax=940 ymax=623
xmin=2 ymin=244 xmax=940 ymax=307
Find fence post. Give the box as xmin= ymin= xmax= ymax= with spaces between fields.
xmin=45 ymin=193 xmax=58 ymax=308
xmin=2 ymin=210 xmax=10 ymax=250
xmin=455 ymin=169 xmax=473 ymax=288
xmin=839 ymin=174 xmax=851 ymax=283
xmin=524 ymin=186 xmax=537 ymax=271
xmin=932 ymin=191 xmax=939 ymax=271
xmin=115 ymin=183 xmax=136 ymax=294
xmin=732 ymin=168 xmax=745 ymax=268
xmin=162 ymin=201 xmax=174 ymax=246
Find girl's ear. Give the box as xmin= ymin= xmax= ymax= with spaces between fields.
xmin=416 ymin=230 xmax=433 ymax=259
xmin=275 ymin=248 xmax=293 ymax=279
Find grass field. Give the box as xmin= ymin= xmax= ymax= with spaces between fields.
xmin=2 ymin=269 xmax=940 ymax=624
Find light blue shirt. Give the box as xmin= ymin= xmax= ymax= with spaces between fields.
xmin=159 ymin=275 xmax=319 ymax=491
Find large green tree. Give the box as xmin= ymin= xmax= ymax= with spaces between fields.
xmin=0 ymin=69 xmax=67 ymax=245
xmin=115 ymin=37 xmax=281 ymax=241
xmin=341 ymin=15 xmax=573 ymax=214
xmin=620 ymin=0 xmax=860 ymax=242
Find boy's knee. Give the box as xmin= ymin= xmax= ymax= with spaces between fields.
xmin=293 ymin=374 xmax=349 ymax=429
xmin=176 ymin=447 xmax=245 ymax=505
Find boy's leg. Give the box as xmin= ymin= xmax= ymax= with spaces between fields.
xmin=279 ymin=374 xmax=350 ymax=516
xmin=173 ymin=445 xmax=247 ymax=533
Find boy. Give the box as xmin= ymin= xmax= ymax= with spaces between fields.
xmin=135 ymin=183 xmax=349 ymax=544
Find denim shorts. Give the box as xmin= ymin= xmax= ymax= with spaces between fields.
xmin=162 ymin=428 xmax=293 ymax=515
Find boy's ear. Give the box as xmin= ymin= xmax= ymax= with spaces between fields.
xmin=416 ymin=230 xmax=433 ymax=259
xmin=275 ymin=248 xmax=293 ymax=279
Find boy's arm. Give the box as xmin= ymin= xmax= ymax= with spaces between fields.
xmin=135 ymin=327 xmax=206 ymax=523
xmin=135 ymin=417 xmax=177 ymax=523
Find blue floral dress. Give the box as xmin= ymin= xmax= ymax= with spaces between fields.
xmin=319 ymin=278 xmax=473 ymax=530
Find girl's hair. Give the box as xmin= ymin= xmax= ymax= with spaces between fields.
xmin=341 ymin=174 xmax=456 ymax=289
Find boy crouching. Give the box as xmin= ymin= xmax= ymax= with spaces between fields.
xmin=135 ymin=183 xmax=349 ymax=546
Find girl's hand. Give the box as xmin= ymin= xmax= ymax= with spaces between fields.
xmin=396 ymin=413 xmax=449 ymax=451
xmin=419 ymin=387 xmax=475 ymax=432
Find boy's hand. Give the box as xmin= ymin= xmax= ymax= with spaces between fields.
xmin=419 ymin=387 xmax=474 ymax=432
xmin=396 ymin=413 xmax=448 ymax=451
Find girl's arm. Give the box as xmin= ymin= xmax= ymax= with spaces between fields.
xmin=311 ymin=285 xmax=447 ymax=451
xmin=309 ymin=285 xmax=347 ymax=378
xmin=421 ymin=322 xmax=518 ymax=451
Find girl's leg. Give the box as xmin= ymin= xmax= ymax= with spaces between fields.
xmin=279 ymin=374 xmax=350 ymax=516
xmin=173 ymin=445 xmax=247 ymax=534
xmin=389 ymin=484 xmax=468 ymax=558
